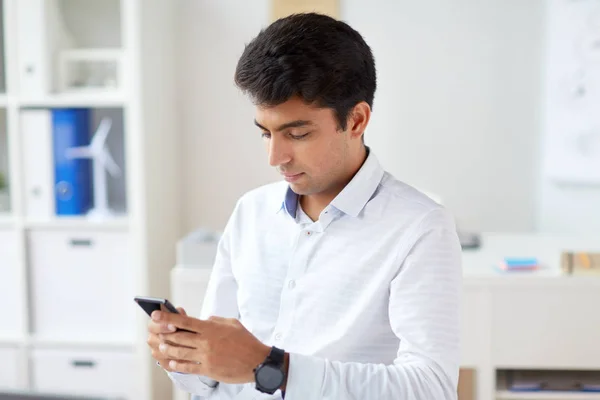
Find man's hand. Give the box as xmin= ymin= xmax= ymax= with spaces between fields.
xmin=147 ymin=307 xmax=190 ymax=372
xmin=152 ymin=311 xmax=271 ymax=384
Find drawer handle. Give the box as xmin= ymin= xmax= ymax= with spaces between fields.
xmin=70 ymin=239 xmax=94 ymax=247
xmin=71 ymin=360 xmax=96 ymax=368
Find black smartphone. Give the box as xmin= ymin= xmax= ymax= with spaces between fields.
xmin=134 ymin=296 xmax=194 ymax=333
xmin=134 ymin=296 xmax=180 ymax=317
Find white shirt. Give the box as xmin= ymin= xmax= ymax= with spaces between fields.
xmin=168 ymin=150 xmax=462 ymax=400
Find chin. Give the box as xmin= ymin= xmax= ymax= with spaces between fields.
xmin=288 ymin=183 xmax=307 ymax=195
xmin=287 ymin=181 xmax=310 ymax=194
xmin=290 ymin=183 xmax=322 ymax=196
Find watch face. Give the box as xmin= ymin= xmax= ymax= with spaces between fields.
xmin=256 ymin=364 xmax=284 ymax=390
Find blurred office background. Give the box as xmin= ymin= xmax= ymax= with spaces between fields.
xmin=0 ymin=1 xmax=599 ymax=400
xmin=179 ymin=1 xmax=599 ymax=236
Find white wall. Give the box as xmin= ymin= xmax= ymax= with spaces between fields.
xmin=342 ymin=0 xmax=544 ymax=233
xmin=538 ymin=184 xmax=600 ymax=235
xmin=536 ymin=0 xmax=600 ymax=236
xmin=177 ymin=0 xmax=278 ymax=234
xmin=176 ymin=0 xmax=560 ymax=235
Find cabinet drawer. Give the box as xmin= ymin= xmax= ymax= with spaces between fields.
xmin=0 ymin=230 xmax=24 ymax=337
xmin=491 ymin=285 xmax=600 ymax=368
xmin=0 ymin=346 xmax=23 ymax=391
xmin=28 ymin=230 xmax=136 ymax=340
xmin=31 ymin=348 xmax=136 ymax=399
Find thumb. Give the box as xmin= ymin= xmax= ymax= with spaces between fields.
xmin=177 ymin=307 xmax=187 ymax=316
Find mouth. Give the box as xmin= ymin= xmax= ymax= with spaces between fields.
xmin=282 ymin=172 xmax=304 ymax=183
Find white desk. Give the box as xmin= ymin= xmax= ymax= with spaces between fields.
xmin=461 ymin=233 xmax=600 ymax=400
xmin=171 ymin=233 xmax=600 ymax=400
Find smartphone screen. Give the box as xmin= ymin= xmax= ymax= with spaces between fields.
xmin=134 ymin=296 xmax=180 ymax=317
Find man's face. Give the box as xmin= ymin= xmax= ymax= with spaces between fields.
xmin=255 ymin=96 xmax=354 ymax=196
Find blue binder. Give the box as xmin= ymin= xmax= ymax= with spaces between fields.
xmin=52 ymin=108 xmax=93 ymax=216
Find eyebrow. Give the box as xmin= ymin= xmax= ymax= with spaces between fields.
xmin=254 ymin=119 xmax=313 ymax=133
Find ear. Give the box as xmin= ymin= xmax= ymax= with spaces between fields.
xmin=345 ymin=101 xmax=371 ymax=141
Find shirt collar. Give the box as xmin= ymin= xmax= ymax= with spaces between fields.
xmin=281 ymin=185 xmax=299 ymax=218
xmin=277 ymin=147 xmax=385 ymax=218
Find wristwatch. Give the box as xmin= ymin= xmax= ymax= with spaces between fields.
xmin=254 ymin=346 xmax=286 ymax=394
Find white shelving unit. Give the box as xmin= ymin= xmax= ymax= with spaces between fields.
xmin=459 ymin=233 xmax=600 ymax=400
xmin=0 ymin=1 xmax=181 ymax=400
xmin=496 ymin=391 xmax=600 ymax=400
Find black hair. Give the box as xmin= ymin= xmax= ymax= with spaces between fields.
xmin=234 ymin=13 xmax=376 ymax=131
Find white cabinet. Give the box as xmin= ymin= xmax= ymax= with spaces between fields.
xmin=0 ymin=346 xmax=23 ymax=391
xmin=491 ymin=284 xmax=600 ymax=369
xmin=461 ymin=287 xmax=491 ymax=367
xmin=28 ymin=230 xmax=136 ymax=341
xmin=0 ymin=230 xmax=24 ymax=338
xmin=31 ymin=348 xmax=136 ymax=399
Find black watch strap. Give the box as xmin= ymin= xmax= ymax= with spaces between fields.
xmin=267 ymin=346 xmax=285 ymax=366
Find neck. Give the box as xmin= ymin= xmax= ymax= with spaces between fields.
xmin=300 ymin=146 xmax=368 ymax=220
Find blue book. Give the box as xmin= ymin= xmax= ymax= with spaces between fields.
xmin=504 ymin=257 xmax=538 ymax=266
xmin=52 ymin=108 xmax=93 ymax=216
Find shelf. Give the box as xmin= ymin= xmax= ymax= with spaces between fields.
xmin=0 ymin=335 xmax=26 ymax=346
xmin=24 ymin=216 xmax=129 ymax=230
xmin=0 ymin=213 xmax=15 ymax=228
xmin=497 ymin=369 xmax=600 ymax=400
xmin=19 ymin=93 xmax=125 ymax=108
xmin=497 ymin=390 xmax=600 ymax=399
xmin=29 ymin=335 xmax=136 ymax=350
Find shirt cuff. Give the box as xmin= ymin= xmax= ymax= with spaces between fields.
xmin=284 ymin=353 xmax=325 ymax=399
xmin=168 ymin=371 xmax=218 ymax=395
xmin=157 ymin=361 xmax=218 ymax=395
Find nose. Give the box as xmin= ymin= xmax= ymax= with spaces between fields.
xmin=268 ymin=136 xmax=292 ymax=167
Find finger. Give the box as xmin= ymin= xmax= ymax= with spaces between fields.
xmin=159 ymin=342 xmax=204 ymax=363
xmin=148 ymin=319 xmax=177 ymax=334
xmin=149 ymin=333 xmax=186 ymax=350
xmin=162 ymin=337 xmax=188 ymax=347
xmin=147 ymin=333 xmax=161 ymax=349
xmin=151 ymin=348 xmax=168 ymax=362
xmin=152 ymin=311 xmax=209 ymax=333
xmin=159 ymin=331 xmax=202 ymax=349
xmin=169 ymin=360 xmax=207 ymax=376
xmin=154 ymin=331 xmax=191 ymax=348
xmin=177 ymin=307 xmax=187 ymax=316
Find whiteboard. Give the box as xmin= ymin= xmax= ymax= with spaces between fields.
xmin=542 ymin=0 xmax=600 ymax=184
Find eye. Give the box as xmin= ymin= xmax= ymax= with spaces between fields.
xmin=261 ymin=132 xmax=271 ymax=139
xmin=290 ymin=132 xmax=310 ymax=140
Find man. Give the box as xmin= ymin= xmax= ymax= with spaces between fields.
xmin=148 ymin=12 xmax=462 ymax=400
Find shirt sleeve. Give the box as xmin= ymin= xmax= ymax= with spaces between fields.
xmin=283 ymin=209 xmax=463 ymax=400
xmin=166 ymin=371 xmax=218 ymax=396
xmin=165 ymin=201 xmax=243 ymax=396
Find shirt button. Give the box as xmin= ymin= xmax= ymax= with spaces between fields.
xmin=305 ymin=231 xmax=312 ymax=236
xmin=288 ymin=280 xmax=296 ymax=289
xmin=275 ymin=333 xmax=282 ymax=341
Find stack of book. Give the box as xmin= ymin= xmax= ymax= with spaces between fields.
xmin=496 ymin=257 xmax=539 ymax=272
xmin=505 ymin=370 xmax=600 ymax=392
